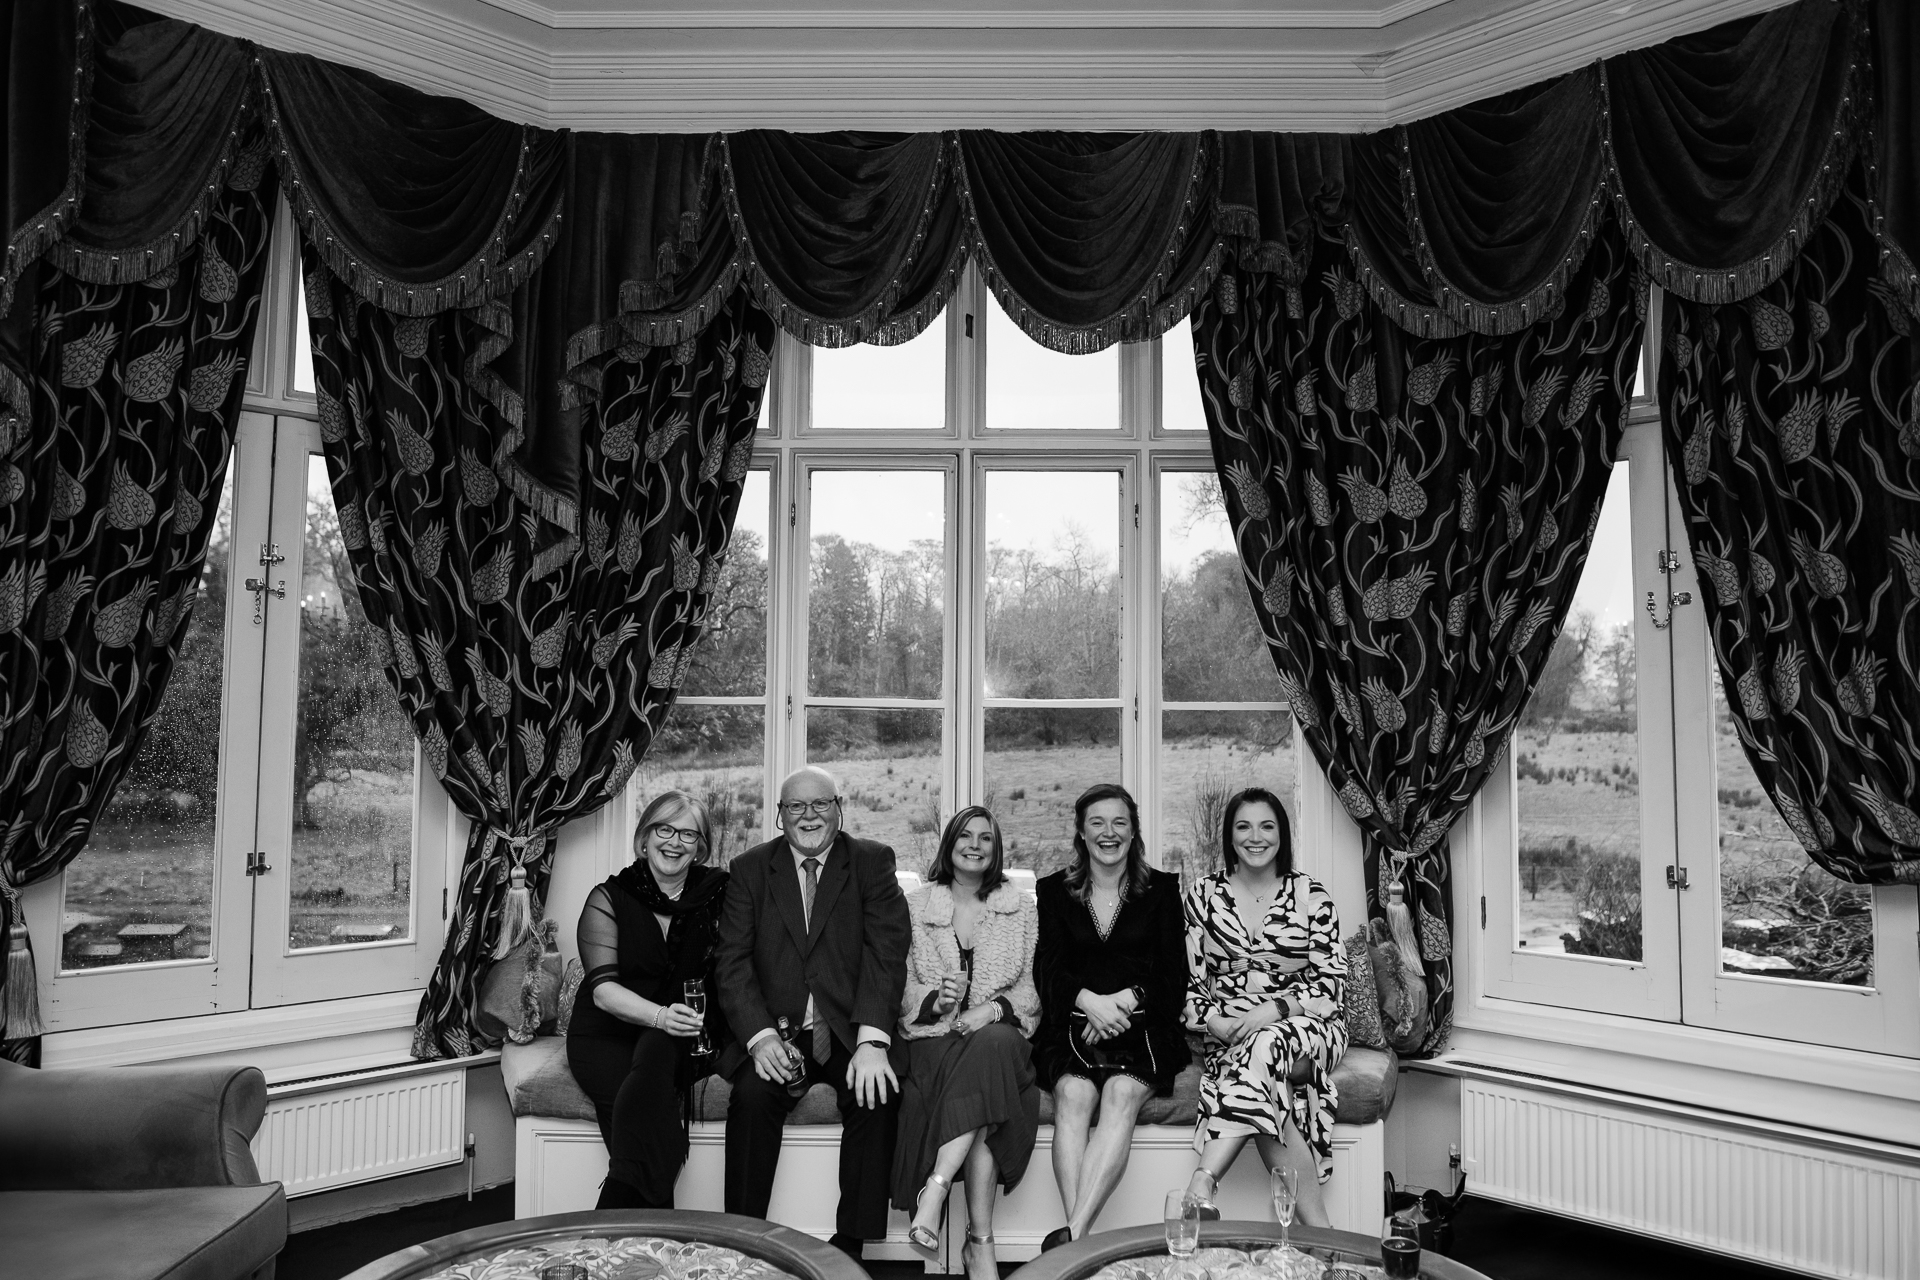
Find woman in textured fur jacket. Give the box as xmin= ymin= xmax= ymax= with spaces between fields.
xmin=891 ymin=806 xmax=1041 ymax=1280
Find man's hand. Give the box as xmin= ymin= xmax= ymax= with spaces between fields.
xmin=953 ymin=1003 xmax=999 ymax=1036
xmin=657 ymin=1003 xmax=706 ymax=1038
xmin=751 ymin=1035 xmax=802 ymax=1086
xmin=847 ymin=1041 xmax=897 ymax=1108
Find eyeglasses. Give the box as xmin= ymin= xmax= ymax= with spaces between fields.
xmin=779 ymin=798 xmax=841 ymax=819
xmin=649 ymin=824 xmax=704 ymax=847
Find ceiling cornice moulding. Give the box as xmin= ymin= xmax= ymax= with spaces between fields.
xmin=138 ymin=0 xmax=1796 ymax=133
xmin=469 ymin=0 xmax=1455 ymax=31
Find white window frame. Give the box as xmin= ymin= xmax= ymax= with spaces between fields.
xmin=27 ymin=211 xmax=456 ymax=1034
xmin=688 ymin=264 xmax=1294 ymax=870
xmin=1471 ymin=289 xmax=1920 ymax=1059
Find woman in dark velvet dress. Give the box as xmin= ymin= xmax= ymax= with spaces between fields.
xmin=1032 ymin=783 xmax=1191 ymax=1250
xmin=566 ymin=790 xmax=730 ymax=1209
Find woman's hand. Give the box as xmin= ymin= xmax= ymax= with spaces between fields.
xmin=656 ymin=1003 xmax=706 ymax=1038
xmin=933 ymin=972 xmax=965 ymax=1018
xmin=1076 ymin=989 xmax=1132 ymax=1042
xmin=1205 ymin=1013 xmax=1243 ymax=1045
xmin=1229 ymin=1001 xmax=1284 ymax=1044
xmin=953 ymin=1003 xmax=999 ymax=1036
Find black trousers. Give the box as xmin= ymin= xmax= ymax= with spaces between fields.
xmin=724 ymin=1035 xmax=899 ymax=1239
xmin=567 ymin=1028 xmax=689 ymax=1208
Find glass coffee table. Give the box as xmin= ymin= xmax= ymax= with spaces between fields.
xmin=1004 ymin=1222 xmax=1490 ymax=1280
xmin=339 ymin=1209 xmax=871 ymax=1280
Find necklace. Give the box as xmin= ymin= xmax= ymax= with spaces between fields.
xmin=1087 ymin=879 xmax=1126 ymax=941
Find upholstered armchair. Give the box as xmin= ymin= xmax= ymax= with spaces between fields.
xmin=0 ymin=1057 xmax=287 ymax=1280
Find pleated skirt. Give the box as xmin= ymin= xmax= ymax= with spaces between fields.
xmin=889 ymin=1022 xmax=1042 ymax=1209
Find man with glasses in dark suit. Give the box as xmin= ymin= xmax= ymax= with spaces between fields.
xmin=714 ymin=765 xmax=911 ymax=1259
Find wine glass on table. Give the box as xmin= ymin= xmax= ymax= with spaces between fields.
xmin=1269 ymin=1167 xmax=1298 ymax=1254
xmin=1164 ymin=1189 xmax=1200 ymax=1258
xmin=1381 ymin=1213 xmax=1421 ymax=1279
xmin=683 ymin=978 xmax=711 ymax=1056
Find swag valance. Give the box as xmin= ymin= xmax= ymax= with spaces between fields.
xmin=2 ymin=0 xmax=1904 ymax=531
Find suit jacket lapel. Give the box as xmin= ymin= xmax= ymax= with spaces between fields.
xmin=770 ymin=848 xmax=811 ymax=956
xmin=807 ymin=835 xmax=853 ymax=949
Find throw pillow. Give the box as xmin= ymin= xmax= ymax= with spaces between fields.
xmin=1342 ymin=930 xmax=1388 ymax=1049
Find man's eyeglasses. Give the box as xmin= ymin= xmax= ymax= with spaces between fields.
xmin=779 ymin=798 xmax=841 ymax=819
xmin=649 ymin=824 xmax=704 ymax=847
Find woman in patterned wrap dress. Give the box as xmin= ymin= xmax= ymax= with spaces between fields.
xmin=1182 ymin=786 xmax=1347 ymax=1227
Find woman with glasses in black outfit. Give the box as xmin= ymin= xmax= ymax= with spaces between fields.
xmin=567 ymin=789 xmax=731 ymax=1208
xmin=1031 ymin=783 xmax=1190 ymax=1250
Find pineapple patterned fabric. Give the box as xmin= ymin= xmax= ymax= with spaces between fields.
xmin=1192 ymin=218 xmax=1644 ymax=1053
xmin=1660 ymin=166 xmax=1920 ymax=884
xmin=304 ymin=256 xmax=774 ymax=1060
xmin=0 ymin=151 xmax=277 ymax=1024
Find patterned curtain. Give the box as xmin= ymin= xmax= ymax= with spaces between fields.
xmin=1193 ymin=221 xmax=1644 ymax=1051
xmin=0 ymin=146 xmax=278 ymax=1053
xmin=304 ymin=259 xmax=774 ymax=1059
xmin=1659 ymin=165 xmax=1920 ymax=883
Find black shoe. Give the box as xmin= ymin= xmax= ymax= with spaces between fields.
xmin=1040 ymin=1227 xmax=1074 ymax=1253
xmin=828 ymin=1234 xmax=864 ymax=1261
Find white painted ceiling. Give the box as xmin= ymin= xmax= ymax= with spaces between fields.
xmin=143 ymin=0 xmax=1790 ymax=131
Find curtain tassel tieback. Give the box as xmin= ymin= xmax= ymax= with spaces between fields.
xmin=2 ymin=881 xmax=46 ymax=1040
xmin=488 ymin=829 xmax=551 ymax=961
xmin=1383 ymin=858 xmax=1426 ymax=981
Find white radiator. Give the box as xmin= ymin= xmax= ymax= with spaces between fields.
xmin=1460 ymin=1073 xmax=1920 ymax=1280
xmin=253 ymin=1062 xmax=468 ymax=1198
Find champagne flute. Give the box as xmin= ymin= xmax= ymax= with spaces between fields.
xmin=1164 ymin=1189 xmax=1200 ymax=1258
xmin=683 ymin=978 xmax=711 ymax=1056
xmin=1269 ymin=1167 xmax=1298 ymax=1254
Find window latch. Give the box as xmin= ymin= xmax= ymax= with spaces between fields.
xmin=259 ymin=543 xmax=285 ymax=567
xmin=244 ymin=576 xmax=286 ymax=626
xmin=245 ymin=850 xmax=272 ymax=877
xmin=1666 ymin=864 xmax=1689 ymax=890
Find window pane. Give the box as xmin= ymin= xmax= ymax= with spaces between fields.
xmin=808 ymin=470 xmax=946 ymax=698
xmin=1161 ymin=710 xmax=1295 ymax=891
xmin=1514 ymin=462 xmax=1642 ymax=962
xmin=643 ymin=704 xmax=766 ymax=868
xmin=806 ymin=707 xmax=943 ymax=867
xmin=684 ymin=469 xmax=769 ymax=697
xmin=1162 ymin=318 xmax=1208 ymax=434
xmin=1711 ymin=665 xmax=1872 ymax=986
xmin=288 ymin=454 xmax=416 ymax=950
xmin=812 ymin=325 xmax=945 ymax=431
xmin=1160 ymin=470 xmax=1281 ymax=701
xmin=985 ymin=301 xmax=1119 ymax=431
xmin=294 ymin=273 xmax=315 ymax=394
xmin=61 ymin=464 xmax=237 ymax=970
xmin=983 ymin=707 xmax=1121 ymax=877
xmin=984 ymin=471 xmax=1120 ymax=699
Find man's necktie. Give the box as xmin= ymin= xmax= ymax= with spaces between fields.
xmin=802 ymin=857 xmax=831 ymax=1063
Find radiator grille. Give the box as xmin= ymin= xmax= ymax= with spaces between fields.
xmin=253 ymin=1065 xmax=467 ymax=1197
xmin=1462 ymin=1078 xmax=1920 ymax=1280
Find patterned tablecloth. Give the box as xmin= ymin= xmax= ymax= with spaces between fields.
xmin=417 ymin=1234 xmax=804 ymax=1280
xmin=1087 ymin=1245 xmax=1389 ymax=1280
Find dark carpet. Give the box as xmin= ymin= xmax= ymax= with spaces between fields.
xmin=276 ymin=1192 xmax=1799 ymax=1280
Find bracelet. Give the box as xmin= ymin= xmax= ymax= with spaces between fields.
xmin=653 ymin=1006 xmax=665 ymax=1029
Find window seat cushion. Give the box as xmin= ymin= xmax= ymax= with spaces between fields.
xmin=502 ymin=1037 xmax=1396 ymax=1127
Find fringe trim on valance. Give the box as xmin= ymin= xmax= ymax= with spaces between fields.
xmin=1215 ymin=202 xmax=1311 ymax=282
xmin=46 ymin=96 xmax=263 ymax=287
xmin=1401 ymin=120 xmax=1609 ymax=337
xmin=716 ymin=133 xmax=964 ymax=349
xmin=1600 ymin=53 xmax=1864 ymax=307
xmin=0 ymin=0 xmax=95 ymax=324
xmin=1344 ymin=226 xmax=1468 ymax=340
xmin=958 ymin=135 xmax=1222 ymax=353
xmin=453 ymin=296 xmax=580 ymax=534
xmin=259 ymin=56 xmax=564 ymax=319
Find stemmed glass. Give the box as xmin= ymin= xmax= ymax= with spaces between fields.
xmin=1164 ymin=1189 xmax=1200 ymax=1258
xmin=683 ymin=978 xmax=711 ymax=1056
xmin=1269 ymin=1167 xmax=1298 ymax=1253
